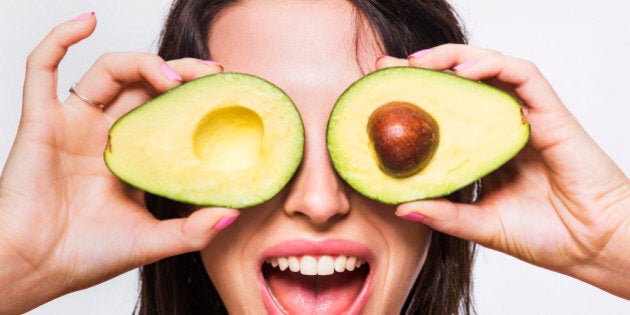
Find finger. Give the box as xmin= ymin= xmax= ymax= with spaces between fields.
xmin=23 ymin=12 xmax=97 ymax=109
xmin=68 ymin=52 xmax=183 ymax=112
xmin=407 ymin=44 xmax=489 ymax=71
xmin=167 ymin=58 xmax=224 ymax=81
xmin=136 ymin=207 xmax=240 ymax=265
xmin=408 ymin=44 xmax=529 ymax=90
xmin=407 ymin=44 xmax=554 ymax=99
xmin=69 ymin=55 xmax=224 ymax=113
xmin=407 ymin=44 xmax=561 ymax=112
xmin=448 ymin=55 xmax=561 ymax=113
xmin=375 ymin=55 xmax=408 ymax=70
xmin=395 ymin=199 xmax=499 ymax=247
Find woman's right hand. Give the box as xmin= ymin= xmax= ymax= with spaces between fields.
xmin=0 ymin=13 xmax=239 ymax=314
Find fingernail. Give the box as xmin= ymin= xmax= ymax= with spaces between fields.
xmin=200 ymin=60 xmax=219 ymax=66
xmin=73 ymin=11 xmax=94 ymax=22
xmin=160 ymin=63 xmax=183 ymax=82
xmin=408 ymin=49 xmax=432 ymax=60
xmin=214 ymin=214 xmax=240 ymax=231
xmin=199 ymin=60 xmax=224 ymax=71
xmin=398 ymin=212 xmax=425 ymax=222
xmin=453 ymin=60 xmax=476 ymax=71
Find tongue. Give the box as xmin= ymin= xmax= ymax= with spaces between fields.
xmin=265 ymin=265 xmax=367 ymax=315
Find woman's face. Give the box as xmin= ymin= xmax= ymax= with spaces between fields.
xmin=201 ymin=1 xmax=431 ymax=314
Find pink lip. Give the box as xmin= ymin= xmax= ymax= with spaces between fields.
xmin=257 ymin=239 xmax=376 ymax=315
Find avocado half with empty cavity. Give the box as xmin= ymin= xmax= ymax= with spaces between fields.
xmin=327 ymin=67 xmax=530 ymax=204
xmin=105 ymin=72 xmax=304 ymax=208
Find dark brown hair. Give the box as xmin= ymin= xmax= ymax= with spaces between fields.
xmin=139 ymin=1 xmax=475 ymax=314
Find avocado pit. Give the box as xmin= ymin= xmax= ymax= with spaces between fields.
xmin=367 ymin=101 xmax=438 ymax=178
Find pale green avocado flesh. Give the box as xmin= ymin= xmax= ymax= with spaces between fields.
xmin=105 ymin=72 xmax=304 ymax=208
xmin=327 ymin=67 xmax=530 ymax=204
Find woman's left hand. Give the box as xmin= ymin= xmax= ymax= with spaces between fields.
xmin=379 ymin=44 xmax=630 ymax=299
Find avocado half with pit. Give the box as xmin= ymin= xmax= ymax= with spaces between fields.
xmin=327 ymin=67 xmax=530 ymax=204
xmin=105 ymin=72 xmax=304 ymax=208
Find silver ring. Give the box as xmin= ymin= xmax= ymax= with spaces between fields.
xmin=69 ymin=83 xmax=106 ymax=109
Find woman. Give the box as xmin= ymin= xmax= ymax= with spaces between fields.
xmin=143 ymin=2 xmax=476 ymax=314
xmin=0 ymin=1 xmax=628 ymax=314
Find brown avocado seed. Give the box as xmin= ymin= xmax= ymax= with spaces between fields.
xmin=367 ymin=101 xmax=439 ymax=178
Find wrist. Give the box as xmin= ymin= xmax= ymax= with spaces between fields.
xmin=0 ymin=242 xmax=65 ymax=314
xmin=567 ymin=189 xmax=630 ymax=299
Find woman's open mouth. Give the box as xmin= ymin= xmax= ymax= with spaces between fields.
xmin=258 ymin=240 xmax=375 ymax=315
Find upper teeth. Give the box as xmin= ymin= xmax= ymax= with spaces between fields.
xmin=265 ymin=255 xmax=366 ymax=276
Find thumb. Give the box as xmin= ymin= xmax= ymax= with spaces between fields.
xmin=136 ymin=207 xmax=240 ymax=265
xmin=396 ymin=199 xmax=498 ymax=245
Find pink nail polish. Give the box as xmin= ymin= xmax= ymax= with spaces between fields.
xmin=199 ymin=60 xmax=224 ymax=71
xmin=453 ymin=60 xmax=476 ymax=71
xmin=399 ymin=212 xmax=425 ymax=222
xmin=214 ymin=214 xmax=239 ymax=231
xmin=73 ymin=11 xmax=94 ymax=22
xmin=160 ymin=64 xmax=183 ymax=82
xmin=199 ymin=60 xmax=219 ymax=66
xmin=408 ymin=49 xmax=432 ymax=60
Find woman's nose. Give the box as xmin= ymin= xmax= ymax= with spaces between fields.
xmin=283 ymin=132 xmax=350 ymax=226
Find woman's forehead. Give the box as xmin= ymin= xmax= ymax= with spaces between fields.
xmin=207 ymin=0 xmax=381 ymax=97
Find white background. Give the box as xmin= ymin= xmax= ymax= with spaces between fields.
xmin=1 ymin=0 xmax=628 ymax=314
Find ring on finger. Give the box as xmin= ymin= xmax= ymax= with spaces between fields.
xmin=69 ymin=83 xmax=107 ymax=109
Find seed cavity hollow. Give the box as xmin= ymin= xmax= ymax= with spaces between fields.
xmin=193 ymin=106 xmax=264 ymax=171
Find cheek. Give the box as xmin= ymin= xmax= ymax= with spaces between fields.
xmin=200 ymin=202 xmax=274 ymax=270
xmin=366 ymin=202 xmax=432 ymax=262
xmin=384 ymin=215 xmax=432 ymax=277
xmin=200 ymin=231 xmax=239 ymax=281
xmin=393 ymin=218 xmax=432 ymax=259
xmin=199 ymin=228 xmax=246 ymax=307
xmin=362 ymin=201 xmax=432 ymax=307
xmin=198 ymin=211 xmax=268 ymax=311
xmin=387 ymin=222 xmax=432 ymax=308
xmin=396 ymin=223 xmax=432 ymax=281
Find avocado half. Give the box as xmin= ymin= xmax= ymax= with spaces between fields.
xmin=327 ymin=67 xmax=530 ymax=204
xmin=105 ymin=72 xmax=304 ymax=208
